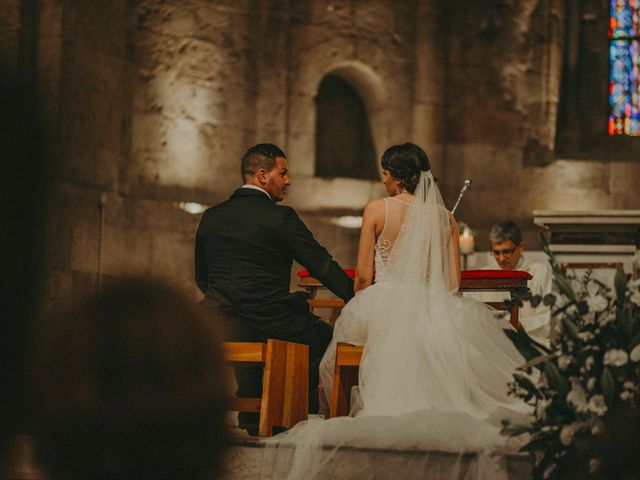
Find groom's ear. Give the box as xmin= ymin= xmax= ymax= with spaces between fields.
xmin=255 ymin=168 xmax=268 ymax=186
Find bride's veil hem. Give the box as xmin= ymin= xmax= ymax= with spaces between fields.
xmin=258 ymin=171 xmax=528 ymax=480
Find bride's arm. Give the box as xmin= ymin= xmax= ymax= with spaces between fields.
xmin=355 ymin=200 xmax=383 ymax=292
xmin=448 ymin=212 xmax=462 ymax=286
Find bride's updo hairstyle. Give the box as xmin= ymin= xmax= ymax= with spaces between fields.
xmin=380 ymin=143 xmax=430 ymax=194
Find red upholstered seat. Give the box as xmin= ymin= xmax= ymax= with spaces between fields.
xmin=461 ymin=269 xmax=532 ymax=280
xmin=297 ymin=268 xmax=530 ymax=280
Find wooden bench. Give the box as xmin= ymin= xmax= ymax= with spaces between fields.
xmin=330 ymin=342 xmax=363 ymax=418
xmin=224 ymin=339 xmax=309 ymax=436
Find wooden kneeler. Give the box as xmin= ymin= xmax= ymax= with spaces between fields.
xmin=330 ymin=342 xmax=364 ymax=418
xmin=224 ymin=339 xmax=309 ymax=436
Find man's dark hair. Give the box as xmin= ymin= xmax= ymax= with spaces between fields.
xmin=241 ymin=143 xmax=286 ymax=180
xmin=489 ymin=221 xmax=523 ymax=245
xmin=380 ymin=143 xmax=430 ymax=194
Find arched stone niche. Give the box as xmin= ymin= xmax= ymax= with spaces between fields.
xmin=315 ymin=75 xmax=377 ymax=180
xmin=285 ymin=61 xmax=389 ymax=212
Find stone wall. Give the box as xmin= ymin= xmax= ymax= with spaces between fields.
xmin=439 ymin=0 xmax=639 ymax=250
xmin=1 ymin=0 xmax=638 ymax=308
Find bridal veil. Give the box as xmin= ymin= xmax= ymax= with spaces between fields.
xmin=260 ymin=171 xmax=530 ymax=479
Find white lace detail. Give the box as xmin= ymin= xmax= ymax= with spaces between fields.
xmin=373 ymin=197 xmax=411 ymax=283
xmin=374 ymin=243 xmax=389 ymax=283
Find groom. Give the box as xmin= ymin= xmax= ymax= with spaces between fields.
xmin=195 ymin=143 xmax=354 ymax=425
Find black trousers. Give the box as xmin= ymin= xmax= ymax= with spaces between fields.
xmin=202 ymin=302 xmax=333 ymax=419
xmin=227 ymin=319 xmax=333 ymax=414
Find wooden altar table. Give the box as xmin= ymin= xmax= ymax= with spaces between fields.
xmin=297 ymin=269 xmax=532 ymax=330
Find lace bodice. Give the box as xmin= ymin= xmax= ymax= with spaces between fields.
xmin=374 ymin=197 xmax=411 ymax=282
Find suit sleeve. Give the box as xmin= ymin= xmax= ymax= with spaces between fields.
xmin=194 ymin=217 xmax=208 ymax=295
xmin=281 ymin=207 xmax=354 ymax=302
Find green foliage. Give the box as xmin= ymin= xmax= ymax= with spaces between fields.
xmin=503 ymin=239 xmax=640 ymax=479
xmin=600 ymin=368 xmax=615 ymax=408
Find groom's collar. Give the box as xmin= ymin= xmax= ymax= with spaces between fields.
xmin=241 ymin=184 xmax=271 ymax=199
xmin=230 ymin=186 xmax=272 ymax=201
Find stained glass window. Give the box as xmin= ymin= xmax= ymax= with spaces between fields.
xmin=609 ymin=0 xmax=640 ymax=135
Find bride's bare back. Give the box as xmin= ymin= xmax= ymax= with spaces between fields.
xmin=355 ymin=192 xmax=460 ymax=292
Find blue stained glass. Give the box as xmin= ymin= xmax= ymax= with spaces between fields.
xmin=632 ymin=40 xmax=640 ymax=115
xmin=609 ymin=0 xmax=640 ymax=135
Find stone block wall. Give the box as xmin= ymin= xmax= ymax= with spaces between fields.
xmin=1 ymin=0 xmax=638 ymax=310
xmin=439 ymin=0 xmax=639 ymax=250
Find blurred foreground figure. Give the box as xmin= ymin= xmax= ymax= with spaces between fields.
xmin=0 ymin=68 xmax=47 ymax=466
xmin=30 ymin=278 xmax=230 ymax=480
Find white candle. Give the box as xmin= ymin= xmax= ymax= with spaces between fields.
xmin=459 ymin=228 xmax=475 ymax=255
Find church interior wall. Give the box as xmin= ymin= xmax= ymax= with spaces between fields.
xmin=439 ymin=0 xmax=639 ymax=250
xmin=1 ymin=0 xmax=638 ymax=309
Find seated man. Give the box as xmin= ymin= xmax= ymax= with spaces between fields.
xmin=471 ymin=221 xmax=552 ymax=347
xmin=195 ymin=143 xmax=354 ymax=431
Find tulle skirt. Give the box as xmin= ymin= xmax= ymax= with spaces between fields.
xmin=261 ymin=281 xmax=532 ymax=479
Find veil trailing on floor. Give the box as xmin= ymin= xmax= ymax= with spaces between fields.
xmin=260 ymin=171 xmax=531 ymax=479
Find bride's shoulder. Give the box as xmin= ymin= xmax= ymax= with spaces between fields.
xmin=362 ymin=198 xmax=386 ymax=223
xmin=363 ymin=198 xmax=386 ymax=212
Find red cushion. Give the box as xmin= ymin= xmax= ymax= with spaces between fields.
xmin=461 ymin=269 xmax=532 ymax=280
xmin=298 ymin=269 xmax=531 ymax=280
xmin=297 ymin=268 xmax=356 ymax=279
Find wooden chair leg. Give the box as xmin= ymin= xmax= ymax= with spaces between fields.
xmin=330 ymin=343 xmax=362 ymax=418
xmin=282 ymin=341 xmax=309 ymax=427
xmin=330 ymin=356 xmax=343 ymax=418
xmin=259 ymin=339 xmax=309 ymax=436
xmin=510 ymin=305 xmax=521 ymax=330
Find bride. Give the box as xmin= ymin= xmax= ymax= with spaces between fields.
xmin=263 ymin=143 xmax=531 ymax=479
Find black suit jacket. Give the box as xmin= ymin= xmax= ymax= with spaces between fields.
xmin=195 ymin=188 xmax=354 ymax=335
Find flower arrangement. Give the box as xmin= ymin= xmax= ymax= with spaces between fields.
xmin=503 ymin=238 xmax=640 ymax=479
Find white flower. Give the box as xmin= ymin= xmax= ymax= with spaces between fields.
xmin=585 ymin=356 xmax=595 ymax=371
xmin=588 ymin=395 xmax=608 ymax=416
xmin=557 ymin=355 xmax=572 ymax=370
xmin=567 ymin=383 xmax=588 ymax=411
xmin=570 ymin=279 xmax=582 ymax=294
xmin=586 ymin=280 xmax=599 ymax=297
xmin=578 ymin=331 xmax=595 ymax=342
xmin=591 ymin=420 xmax=605 ymax=435
xmin=586 ymin=294 xmax=608 ymax=313
xmin=559 ymin=424 xmax=576 ymax=446
xmin=586 ymin=377 xmax=596 ymax=391
xmin=599 ymin=309 xmax=616 ymax=326
xmin=589 ymin=458 xmax=602 ymax=475
xmin=536 ymin=399 xmax=551 ymax=419
xmin=604 ymin=349 xmax=629 ymax=367
xmin=623 ymin=381 xmax=636 ymax=390
xmin=629 ymin=279 xmax=640 ymax=306
xmin=630 ymin=345 xmax=640 ymax=363
xmin=620 ymin=391 xmax=632 ymax=401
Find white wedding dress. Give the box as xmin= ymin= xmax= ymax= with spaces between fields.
xmin=262 ymin=172 xmax=531 ymax=479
